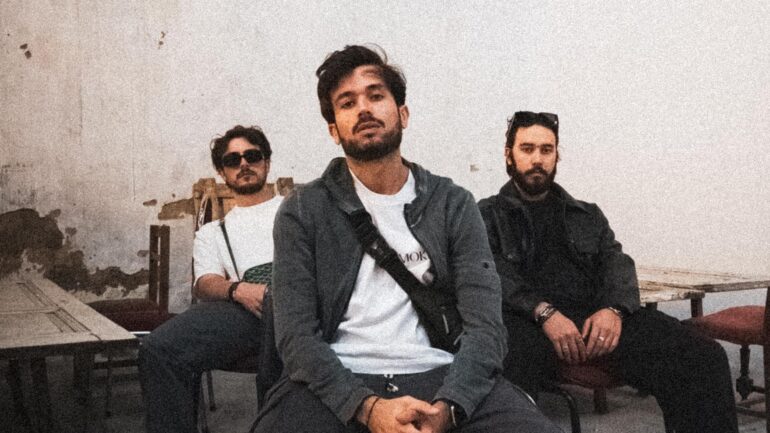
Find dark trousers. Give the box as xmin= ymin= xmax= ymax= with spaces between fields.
xmin=254 ymin=365 xmax=563 ymax=433
xmin=503 ymin=308 xmax=738 ymax=433
xmin=138 ymin=301 xmax=263 ymax=433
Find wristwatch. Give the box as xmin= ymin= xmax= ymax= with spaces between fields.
xmin=227 ymin=282 xmax=240 ymax=303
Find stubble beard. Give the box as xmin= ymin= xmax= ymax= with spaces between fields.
xmin=340 ymin=122 xmax=403 ymax=163
xmin=226 ymin=170 xmax=267 ymax=195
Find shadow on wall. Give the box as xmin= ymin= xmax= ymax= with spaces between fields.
xmin=0 ymin=208 xmax=147 ymax=295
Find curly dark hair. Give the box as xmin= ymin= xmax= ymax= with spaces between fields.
xmin=316 ymin=44 xmax=407 ymax=124
xmin=210 ymin=125 xmax=272 ymax=171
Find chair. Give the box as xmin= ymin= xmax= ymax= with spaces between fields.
xmin=685 ymin=289 xmax=770 ymax=431
xmin=83 ymin=224 xmax=175 ymax=415
xmin=191 ymin=177 xmax=294 ymax=433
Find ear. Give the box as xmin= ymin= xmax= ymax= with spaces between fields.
xmin=328 ymin=123 xmax=341 ymax=144
xmin=265 ymin=159 xmax=271 ymax=173
xmin=504 ymin=146 xmax=513 ymax=166
xmin=398 ymin=105 xmax=410 ymax=129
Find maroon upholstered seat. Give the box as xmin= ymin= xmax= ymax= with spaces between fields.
xmin=684 ymin=294 xmax=770 ymax=429
xmin=559 ymin=359 xmax=624 ymax=415
xmin=684 ymin=306 xmax=764 ymax=346
xmin=560 ymin=360 xmax=624 ymax=389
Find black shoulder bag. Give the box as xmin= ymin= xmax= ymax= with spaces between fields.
xmin=348 ymin=209 xmax=464 ymax=353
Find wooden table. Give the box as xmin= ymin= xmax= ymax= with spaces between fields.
xmin=0 ymin=275 xmax=137 ymax=432
xmin=637 ymin=266 xmax=770 ymax=317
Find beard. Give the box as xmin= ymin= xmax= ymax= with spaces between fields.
xmin=339 ymin=118 xmax=403 ymax=162
xmin=226 ymin=169 xmax=266 ymax=195
xmin=511 ymin=162 xmax=557 ymax=196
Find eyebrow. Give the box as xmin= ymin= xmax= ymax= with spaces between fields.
xmin=333 ymin=83 xmax=387 ymax=106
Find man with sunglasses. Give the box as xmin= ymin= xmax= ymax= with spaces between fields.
xmin=139 ymin=125 xmax=282 ymax=433
xmin=478 ymin=112 xmax=738 ymax=433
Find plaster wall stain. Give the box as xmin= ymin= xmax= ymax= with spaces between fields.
xmin=0 ymin=209 xmax=148 ymax=296
xmin=158 ymin=198 xmax=193 ymax=220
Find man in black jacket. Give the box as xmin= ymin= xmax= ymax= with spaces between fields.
xmin=478 ymin=111 xmax=738 ymax=433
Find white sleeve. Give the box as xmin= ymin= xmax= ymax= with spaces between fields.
xmin=193 ymin=223 xmax=227 ymax=285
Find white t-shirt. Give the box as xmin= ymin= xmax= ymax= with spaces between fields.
xmin=330 ymin=171 xmax=454 ymax=374
xmin=193 ymin=195 xmax=283 ymax=284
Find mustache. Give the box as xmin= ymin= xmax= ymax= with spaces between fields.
xmin=525 ymin=167 xmax=548 ymax=176
xmin=237 ymin=169 xmax=257 ymax=179
xmin=353 ymin=115 xmax=385 ymax=133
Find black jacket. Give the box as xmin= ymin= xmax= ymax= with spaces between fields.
xmin=478 ymin=179 xmax=640 ymax=318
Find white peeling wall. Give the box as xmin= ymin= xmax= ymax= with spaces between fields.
xmin=1 ymin=0 xmax=768 ymax=311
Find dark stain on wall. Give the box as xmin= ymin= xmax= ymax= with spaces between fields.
xmin=19 ymin=43 xmax=30 ymax=59
xmin=143 ymin=199 xmax=158 ymax=207
xmin=158 ymin=198 xmax=193 ymax=220
xmin=0 ymin=209 xmax=148 ymax=296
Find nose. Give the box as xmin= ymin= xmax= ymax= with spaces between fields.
xmin=531 ymin=150 xmax=544 ymax=166
xmin=239 ymin=155 xmax=250 ymax=168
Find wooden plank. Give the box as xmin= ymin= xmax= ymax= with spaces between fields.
xmin=639 ymin=287 xmax=704 ymax=304
xmin=28 ymin=277 xmax=136 ymax=345
xmin=637 ymin=266 xmax=770 ymax=293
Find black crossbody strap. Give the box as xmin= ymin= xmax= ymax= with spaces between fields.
xmin=348 ymin=210 xmax=424 ymax=293
xmin=219 ymin=220 xmax=241 ymax=280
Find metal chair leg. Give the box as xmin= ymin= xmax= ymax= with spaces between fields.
xmin=548 ymin=386 xmax=581 ymax=433
xmin=593 ymin=387 xmax=608 ymax=414
xmin=198 ymin=378 xmax=210 ymax=433
xmin=206 ymin=370 xmax=216 ymax=411
xmin=104 ymin=351 xmax=113 ymax=417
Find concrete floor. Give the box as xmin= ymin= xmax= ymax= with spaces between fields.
xmin=2 ymin=296 xmax=768 ymax=433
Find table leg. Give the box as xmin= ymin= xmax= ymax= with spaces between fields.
xmin=690 ymin=298 xmax=703 ymax=317
xmin=7 ymin=359 xmax=33 ymax=429
xmin=30 ymin=357 xmax=55 ymax=433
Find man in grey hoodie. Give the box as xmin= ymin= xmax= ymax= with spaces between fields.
xmin=254 ymin=46 xmax=562 ymax=433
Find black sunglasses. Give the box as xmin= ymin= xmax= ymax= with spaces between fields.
xmin=221 ymin=149 xmax=265 ymax=168
xmin=512 ymin=111 xmax=559 ymax=128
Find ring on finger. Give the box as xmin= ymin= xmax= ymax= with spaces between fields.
xmin=598 ymin=336 xmax=606 ymax=342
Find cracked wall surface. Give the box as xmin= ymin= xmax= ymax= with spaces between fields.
xmin=1 ymin=1 xmax=768 ymax=309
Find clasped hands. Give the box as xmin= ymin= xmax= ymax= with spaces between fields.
xmin=357 ymin=395 xmax=452 ymax=433
xmin=541 ymin=308 xmax=622 ymax=363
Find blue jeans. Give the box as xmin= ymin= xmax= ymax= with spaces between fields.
xmin=138 ymin=300 xmax=263 ymax=433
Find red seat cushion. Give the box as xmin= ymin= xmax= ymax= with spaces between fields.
xmin=685 ymin=306 xmax=765 ymax=346
xmin=560 ymin=360 xmax=624 ymax=389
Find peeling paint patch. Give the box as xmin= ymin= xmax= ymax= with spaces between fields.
xmin=19 ymin=43 xmax=30 ymax=58
xmin=143 ymin=199 xmax=158 ymax=207
xmin=65 ymin=227 xmax=77 ymax=236
xmin=0 ymin=209 xmax=148 ymax=296
xmin=157 ymin=31 xmax=166 ymax=49
xmin=158 ymin=198 xmax=193 ymax=220
xmin=137 ymin=250 xmax=149 ymax=258
xmin=470 ymin=164 xmax=479 ymax=172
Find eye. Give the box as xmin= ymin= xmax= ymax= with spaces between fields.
xmin=370 ymin=93 xmax=385 ymax=101
xmin=338 ymin=99 xmax=354 ymax=109
xmin=541 ymin=146 xmax=554 ymax=154
xmin=519 ymin=145 xmax=534 ymax=153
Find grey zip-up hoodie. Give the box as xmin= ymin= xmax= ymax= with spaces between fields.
xmin=271 ymin=157 xmax=506 ymax=423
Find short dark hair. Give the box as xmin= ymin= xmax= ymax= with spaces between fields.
xmin=210 ymin=125 xmax=272 ymax=172
xmin=505 ymin=112 xmax=559 ymax=149
xmin=316 ymin=44 xmax=407 ymax=124
xmin=505 ymin=112 xmax=560 ymax=176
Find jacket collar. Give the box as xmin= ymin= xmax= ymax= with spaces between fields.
xmin=497 ymin=178 xmax=590 ymax=213
xmin=321 ymin=157 xmax=436 ymax=218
